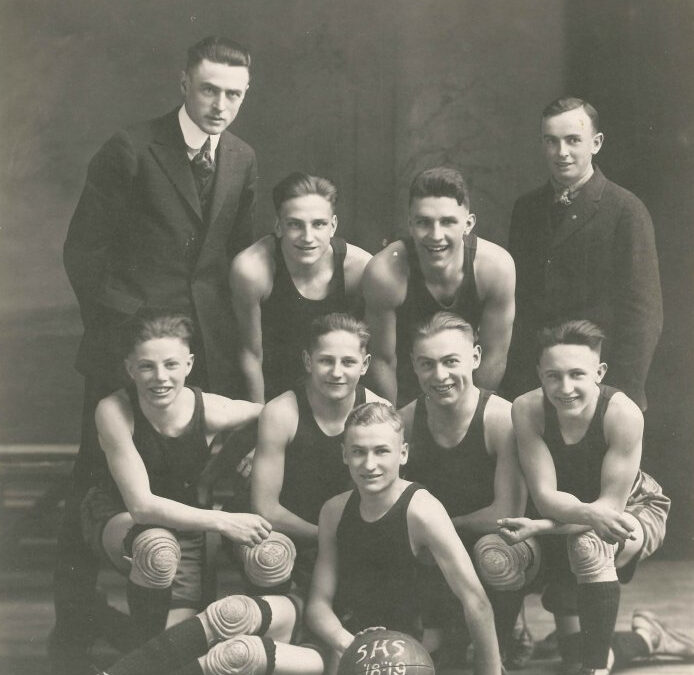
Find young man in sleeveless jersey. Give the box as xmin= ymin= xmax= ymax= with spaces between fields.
xmin=306 ymin=401 xmax=502 ymax=675
xmin=362 ymin=166 xmax=515 ymax=405
xmin=230 ymin=173 xmax=371 ymax=403
xmin=399 ymin=311 xmax=534 ymax=664
xmin=508 ymin=320 xmax=685 ymax=674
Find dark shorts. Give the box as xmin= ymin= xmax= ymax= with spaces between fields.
xmin=80 ymin=485 xmax=205 ymax=610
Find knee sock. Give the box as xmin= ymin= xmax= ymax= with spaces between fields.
xmin=611 ymin=631 xmax=650 ymax=669
xmin=558 ymin=631 xmax=582 ymax=664
xmin=577 ymin=581 xmax=620 ymax=669
xmin=126 ymin=579 xmax=172 ymax=643
xmin=107 ymin=615 xmax=207 ymax=675
xmin=488 ymin=589 xmax=524 ymax=656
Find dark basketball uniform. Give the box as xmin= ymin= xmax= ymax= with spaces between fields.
xmin=395 ymin=234 xmax=483 ymax=406
xmin=334 ymin=482 xmax=425 ymax=638
xmin=540 ymin=384 xmax=670 ymax=614
xmin=261 ymin=236 xmax=360 ymax=401
xmin=80 ymin=386 xmax=211 ymax=608
xmin=278 ymin=383 xmax=366 ymax=590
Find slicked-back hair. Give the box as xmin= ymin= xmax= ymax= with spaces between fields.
xmin=536 ymin=319 xmax=606 ymax=362
xmin=123 ymin=310 xmax=194 ymax=357
xmin=542 ymin=96 xmax=600 ymax=134
xmin=308 ymin=313 xmax=370 ymax=353
xmin=186 ymin=36 xmax=251 ymax=73
xmin=272 ymin=172 xmax=338 ymax=213
xmin=410 ymin=311 xmax=477 ymax=352
xmin=409 ymin=166 xmax=470 ymax=209
xmin=344 ymin=401 xmax=404 ymax=436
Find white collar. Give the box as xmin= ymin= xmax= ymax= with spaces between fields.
xmin=178 ymin=105 xmax=221 ymax=156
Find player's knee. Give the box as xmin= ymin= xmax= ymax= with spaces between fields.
xmin=567 ymin=530 xmax=617 ymax=583
xmin=204 ymin=595 xmax=272 ymax=641
xmin=200 ymin=635 xmax=275 ymax=675
xmin=241 ymin=532 xmax=296 ymax=589
xmin=473 ymin=533 xmax=540 ymax=591
xmin=129 ymin=528 xmax=180 ymax=588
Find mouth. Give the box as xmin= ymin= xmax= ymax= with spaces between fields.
xmin=149 ymin=386 xmax=173 ymax=396
xmin=424 ymin=244 xmax=449 ymax=255
xmin=361 ymin=474 xmax=382 ymax=481
xmin=556 ymin=396 xmax=580 ymax=406
xmin=432 ymin=383 xmax=455 ymax=394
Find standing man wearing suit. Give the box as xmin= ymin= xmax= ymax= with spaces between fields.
xmin=504 ymin=97 xmax=662 ymax=411
xmin=57 ymin=36 xmax=256 ymax=674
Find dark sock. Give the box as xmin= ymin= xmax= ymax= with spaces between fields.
xmin=577 ymin=581 xmax=620 ymax=669
xmin=558 ymin=631 xmax=582 ymax=664
xmin=107 ymin=616 xmax=207 ymax=675
xmin=489 ymin=589 xmax=525 ymax=656
xmin=611 ymin=631 xmax=650 ymax=669
xmin=126 ymin=580 xmax=173 ymax=643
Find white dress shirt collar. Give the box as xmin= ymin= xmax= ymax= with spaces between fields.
xmin=178 ymin=105 xmax=221 ymax=160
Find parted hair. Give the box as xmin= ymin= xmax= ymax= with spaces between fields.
xmin=307 ymin=313 xmax=370 ymax=352
xmin=410 ymin=311 xmax=477 ymax=351
xmin=542 ymin=96 xmax=600 ymax=133
xmin=123 ymin=310 xmax=194 ymax=356
xmin=272 ymin=172 xmax=338 ymax=213
xmin=409 ymin=166 xmax=470 ymax=209
xmin=536 ymin=319 xmax=606 ymax=361
xmin=344 ymin=401 xmax=404 ymax=435
xmin=186 ymin=36 xmax=251 ymax=72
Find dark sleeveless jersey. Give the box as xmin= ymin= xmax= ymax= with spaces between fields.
xmin=278 ymin=383 xmax=366 ymax=526
xmin=261 ymin=235 xmax=357 ymax=400
xmin=395 ymin=234 xmax=483 ymax=406
xmin=335 ymin=482 xmax=424 ymax=637
xmin=406 ymin=389 xmax=496 ymax=518
xmin=543 ymin=384 xmax=628 ymax=502
xmin=106 ymin=386 xmax=210 ymax=508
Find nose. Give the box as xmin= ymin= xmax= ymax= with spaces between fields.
xmin=330 ymin=361 xmax=343 ymax=379
xmin=212 ymin=92 xmax=225 ymax=111
xmin=301 ymin=224 xmax=314 ymax=242
xmin=434 ymin=362 xmax=448 ymax=381
xmin=364 ymin=452 xmax=377 ymax=471
xmin=559 ymin=375 xmax=573 ymax=393
xmin=430 ymin=220 xmax=443 ymax=240
xmin=154 ymin=364 xmax=167 ymax=382
xmin=558 ymin=140 xmax=570 ymax=157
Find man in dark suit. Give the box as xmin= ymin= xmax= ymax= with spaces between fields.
xmin=55 ymin=36 xmax=256 ymax=673
xmin=504 ymin=97 xmax=662 ymax=411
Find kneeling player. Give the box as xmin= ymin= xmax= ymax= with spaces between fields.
xmin=508 ymin=320 xmax=685 ymax=674
xmin=306 ymin=402 xmax=502 ymax=675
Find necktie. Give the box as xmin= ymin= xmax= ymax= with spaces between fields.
xmin=554 ymin=187 xmax=572 ymax=206
xmin=191 ymin=136 xmax=215 ymax=196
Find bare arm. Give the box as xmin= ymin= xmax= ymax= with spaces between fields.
xmin=202 ymin=393 xmax=262 ymax=436
xmin=474 ymin=243 xmax=515 ymax=390
xmin=96 ymin=393 xmax=271 ymax=546
xmin=250 ymin=396 xmax=319 ymax=541
xmin=410 ymin=491 xmax=501 ymax=675
xmin=452 ymin=397 xmax=526 ymax=533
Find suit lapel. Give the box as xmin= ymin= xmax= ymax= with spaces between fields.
xmin=550 ymin=167 xmax=606 ymax=249
xmin=208 ymin=131 xmax=235 ymax=226
xmin=150 ymin=110 xmax=202 ymax=221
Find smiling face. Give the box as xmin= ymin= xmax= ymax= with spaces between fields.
xmin=411 ymin=328 xmax=480 ymax=407
xmin=342 ymin=421 xmax=408 ymax=495
xmin=303 ymin=330 xmax=370 ymax=402
xmin=181 ymin=59 xmax=249 ymax=135
xmin=275 ymin=194 xmax=337 ymax=266
xmin=538 ymin=343 xmax=606 ymax=416
xmin=541 ymin=106 xmax=603 ymax=187
xmin=125 ymin=337 xmax=194 ymax=408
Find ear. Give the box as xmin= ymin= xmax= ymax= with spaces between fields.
xmin=273 ymin=217 xmax=282 ymax=238
xmin=329 ymin=214 xmax=338 ymax=237
xmin=124 ymin=357 xmax=136 ymax=381
xmin=360 ymin=352 xmax=372 ymax=376
xmin=400 ymin=441 xmax=409 ymax=466
xmin=185 ymin=352 xmax=195 ymax=377
xmin=596 ymin=362 xmax=607 ymax=382
xmin=341 ymin=442 xmax=349 ymax=465
xmin=302 ymin=349 xmax=312 ymax=374
xmin=464 ymin=212 xmax=476 ymax=235
xmin=471 ymin=343 xmax=482 ymax=371
xmin=591 ymin=132 xmax=604 ymax=156
xmin=180 ymin=70 xmax=189 ymax=97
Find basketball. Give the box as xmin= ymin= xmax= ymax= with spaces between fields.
xmin=338 ymin=629 xmax=435 ymax=675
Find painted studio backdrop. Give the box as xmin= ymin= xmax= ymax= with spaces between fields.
xmin=0 ymin=0 xmax=692 ymax=552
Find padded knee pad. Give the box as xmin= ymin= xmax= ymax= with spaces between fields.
xmin=201 ymin=635 xmax=276 ymax=675
xmin=204 ymin=595 xmax=272 ymax=641
xmin=567 ymin=530 xmax=617 ymax=583
xmin=130 ymin=527 xmax=181 ymax=588
xmin=473 ymin=533 xmax=540 ymax=591
xmin=238 ymin=532 xmax=296 ymax=589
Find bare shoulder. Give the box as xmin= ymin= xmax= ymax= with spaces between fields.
xmin=604 ymin=391 xmax=644 ymax=435
xmin=397 ymin=399 xmax=417 ymax=439
xmin=408 ymin=487 xmax=447 ymax=527
xmin=320 ymin=490 xmax=352 ymax=526
xmin=364 ymin=388 xmax=391 ymax=405
xmin=259 ymin=390 xmax=300 ymax=438
xmin=485 ymin=393 xmax=513 ymax=428
xmin=475 ymin=237 xmax=515 ymax=292
xmin=230 ymin=235 xmax=275 ymax=298
xmin=511 ymin=388 xmax=544 ymax=426
xmin=96 ymin=389 xmax=132 ymax=420
xmin=362 ymin=240 xmax=408 ymax=307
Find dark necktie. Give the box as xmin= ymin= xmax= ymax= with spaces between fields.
xmin=191 ymin=136 xmax=215 ymax=196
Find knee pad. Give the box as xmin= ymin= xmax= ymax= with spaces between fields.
xmin=204 ymin=595 xmax=272 ymax=641
xmin=473 ymin=533 xmax=540 ymax=591
xmin=201 ymin=635 xmax=276 ymax=675
xmin=239 ymin=532 xmax=296 ymax=589
xmin=130 ymin=527 xmax=181 ymax=588
xmin=567 ymin=530 xmax=617 ymax=583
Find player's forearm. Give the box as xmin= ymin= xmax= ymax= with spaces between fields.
xmin=238 ymin=351 xmax=265 ymax=404
xmin=305 ymin=601 xmax=352 ymax=654
xmin=127 ymin=494 xmax=224 ymax=532
xmin=533 ymin=490 xmax=594 ymax=528
xmin=462 ymin=594 xmax=502 ymax=675
xmin=473 ymin=352 xmax=507 ymax=391
xmin=260 ymin=503 xmax=318 ymax=542
xmin=367 ymin=356 xmax=397 ymax=404
xmin=528 ymin=518 xmax=591 ymax=537
xmin=452 ymin=507 xmax=502 ymax=535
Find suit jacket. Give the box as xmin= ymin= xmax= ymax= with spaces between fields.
xmin=64 ymin=109 xmax=257 ymax=396
xmin=505 ymin=166 xmax=662 ymax=409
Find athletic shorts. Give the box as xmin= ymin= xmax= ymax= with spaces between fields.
xmin=540 ymin=470 xmax=670 ymax=614
xmin=80 ymin=485 xmax=205 ymax=610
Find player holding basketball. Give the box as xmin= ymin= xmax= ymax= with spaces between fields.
xmin=307 ymin=402 xmax=502 ymax=675
xmin=507 ymin=320 xmax=683 ymax=674
xmin=230 ymin=173 xmax=371 ymax=403
xmin=400 ymin=311 xmax=535 ymax=661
